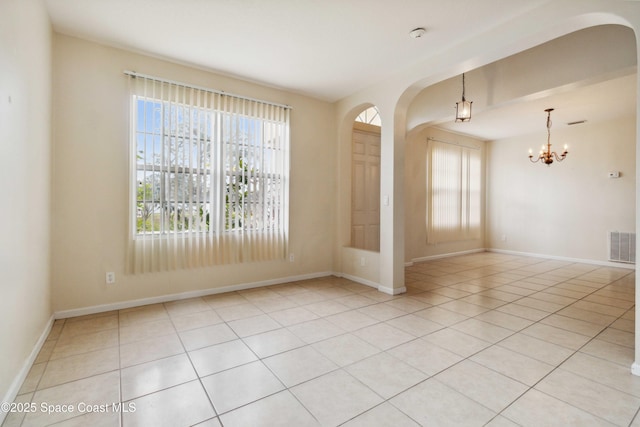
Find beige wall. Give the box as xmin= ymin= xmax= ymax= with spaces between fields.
xmin=404 ymin=127 xmax=486 ymax=262
xmin=51 ymin=34 xmax=337 ymax=312
xmin=0 ymin=0 xmax=52 ymax=407
xmin=487 ymin=116 xmax=636 ymax=262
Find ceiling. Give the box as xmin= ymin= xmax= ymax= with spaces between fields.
xmin=44 ymin=0 xmax=636 ymax=141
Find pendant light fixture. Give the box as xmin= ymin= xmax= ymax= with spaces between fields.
xmin=455 ymin=73 xmax=472 ymax=122
xmin=528 ymin=108 xmax=569 ymax=165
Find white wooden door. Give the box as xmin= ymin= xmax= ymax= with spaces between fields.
xmin=351 ymin=124 xmax=380 ymax=251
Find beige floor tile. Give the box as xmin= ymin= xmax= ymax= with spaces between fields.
xmin=263 ymin=346 xmax=338 ymax=387
xmin=451 ymin=319 xmax=513 ymax=343
xmin=2 ymin=392 xmax=32 ymax=427
xmin=219 ymin=391 xmax=318 ymax=427
xmin=384 ymin=297 xmax=431 ymax=313
xmin=353 ymin=323 xmax=415 ymax=350
xmin=414 ymin=306 xmax=468 ymax=326
xmin=474 ymin=310 xmax=534 ymax=331
xmin=193 ymin=418 xmax=222 ymax=427
xmin=610 ymin=317 xmax=634 ymax=333
xmin=543 ymin=287 xmax=589 ymax=299
xmin=34 ymin=340 xmax=56 ymax=364
xmin=494 ymin=284 xmax=536 ymax=297
xmin=385 ymin=314 xmax=442 ymax=337
xmin=581 ymin=338 xmax=635 ymax=367
xmin=513 ymin=297 xmax=565 ymax=313
xmin=250 ymin=296 xmax=299 ymax=313
xmin=203 ymin=292 xmax=248 ymax=309
xmin=164 ymin=298 xmax=210 ymax=317
xmin=325 ymin=310 xmax=378 ymax=332
xmin=303 ymin=300 xmax=350 ymax=317
xmin=502 ymin=388 xmax=616 ymax=426
xmin=495 ymin=303 xmax=550 ymax=321
xmin=521 ymin=323 xmax=591 ymax=350
xmin=189 ymin=339 xmax=257 ymax=377
xmin=540 ymin=314 xmax=606 ymax=337
xmin=24 ymin=371 xmax=120 ymax=427
xmin=571 ymin=300 xmax=627 ymax=317
xmin=171 ymin=310 xmax=223 ymax=332
xmin=357 ymin=303 xmax=407 ymax=321
xmin=596 ymin=327 xmax=634 ymax=348
xmin=39 ymin=346 xmax=119 ymax=389
xmin=119 ymin=304 xmax=168 ymax=327
xmin=58 ymin=314 xmax=118 ymax=339
xmin=459 ymin=294 xmax=507 ymax=309
xmin=439 ymin=300 xmax=491 ymax=316
xmin=201 ymin=361 xmax=284 ymax=414
xmin=528 ymin=291 xmax=577 ymax=306
xmin=242 ymin=328 xmax=306 ymax=358
xmin=476 ymin=289 xmax=522 ymax=302
xmin=285 ymin=291 xmax=328 ymax=305
xmin=47 ymin=322 xmax=64 ymax=341
xmin=334 ymin=294 xmax=378 ymax=309
xmin=346 ymin=352 xmax=427 ymax=399
xmin=471 ymin=345 xmax=554 ymax=386
xmin=239 ymin=288 xmax=282 ymax=301
xmin=268 ymin=306 xmax=318 ymax=326
xmin=214 ymin=303 xmax=264 ymax=322
xmin=536 ymin=369 xmax=640 ymax=426
xmin=123 ymin=380 xmax=215 ymax=427
xmin=312 ymin=333 xmax=379 ymax=367
xmin=435 ymin=359 xmax=528 ymax=412
xmin=390 ymin=378 xmax=496 ymax=427
xmin=18 ymin=362 xmax=46 ymax=394
xmin=485 ymin=415 xmax=521 ymax=427
xmin=389 ymin=337 xmax=463 ymax=375
xmin=341 ymin=402 xmax=420 ymax=427
xmin=498 ymin=332 xmax=574 ymax=365
xmin=430 ymin=287 xmax=472 ymax=299
xmin=120 ymin=353 xmax=197 ymax=401
xmin=557 ymin=306 xmax=617 ymax=326
xmin=226 ymin=314 xmax=280 ymax=338
xmin=120 ymin=333 xmax=184 ymax=368
xmin=291 ymin=370 xmax=383 ymax=426
xmin=47 ymin=410 xmax=120 ymax=427
xmin=410 ymin=291 xmax=453 ymax=305
xmin=287 ymin=318 xmax=345 ymax=344
xmin=423 ymin=328 xmax=491 ymax=358
xmin=561 ymin=352 xmax=640 ymax=398
xmin=119 ymin=318 xmax=175 ymax=344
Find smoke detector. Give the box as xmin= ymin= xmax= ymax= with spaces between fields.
xmin=409 ymin=28 xmax=427 ymax=39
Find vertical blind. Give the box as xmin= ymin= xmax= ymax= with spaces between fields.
xmin=426 ymin=139 xmax=481 ymax=244
xmin=127 ymin=73 xmax=290 ymax=273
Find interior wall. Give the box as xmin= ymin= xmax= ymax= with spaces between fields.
xmin=405 ymin=127 xmax=486 ymax=262
xmin=51 ymin=34 xmax=337 ymax=312
xmin=0 ymin=0 xmax=52 ymax=408
xmin=487 ymin=116 xmax=636 ymax=262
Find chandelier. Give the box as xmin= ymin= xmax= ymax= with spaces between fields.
xmin=455 ymin=73 xmax=472 ymax=122
xmin=529 ymin=108 xmax=568 ymax=165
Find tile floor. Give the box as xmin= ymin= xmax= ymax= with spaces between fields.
xmin=2 ymin=252 xmax=639 ymax=426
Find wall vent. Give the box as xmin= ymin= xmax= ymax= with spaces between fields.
xmin=608 ymin=231 xmax=636 ymax=264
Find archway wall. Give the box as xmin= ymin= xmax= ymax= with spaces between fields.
xmin=334 ymin=0 xmax=640 ymax=293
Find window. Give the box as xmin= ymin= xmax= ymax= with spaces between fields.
xmin=128 ymin=74 xmax=290 ymax=272
xmin=426 ymin=139 xmax=481 ymax=243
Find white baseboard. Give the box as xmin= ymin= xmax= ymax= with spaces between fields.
xmin=487 ymin=248 xmax=636 ymax=270
xmin=334 ymin=272 xmax=379 ymax=289
xmin=0 ymin=314 xmax=54 ymax=426
xmin=378 ymin=285 xmax=407 ymax=295
xmin=55 ymin=271 xmax=334 ymax=319
xmin=631 ymin=362 xmax=640 ymax=377
xmin=411 ymin=248 xmax=486 ymax=264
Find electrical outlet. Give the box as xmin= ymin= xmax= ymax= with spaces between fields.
xmin=289 ymin=253 xmax=295 ymax=262
xmin=360 ymin=257 xmax=366 ymax=266
xmin=106 ymin=272 xmax=116 ymax=284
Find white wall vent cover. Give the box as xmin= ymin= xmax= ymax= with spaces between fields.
xmin=608 ymin=231 xmax=636 ymax=264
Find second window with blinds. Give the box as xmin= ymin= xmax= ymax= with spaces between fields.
xmin=426 ymin=138 xmax=481 ymax=244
